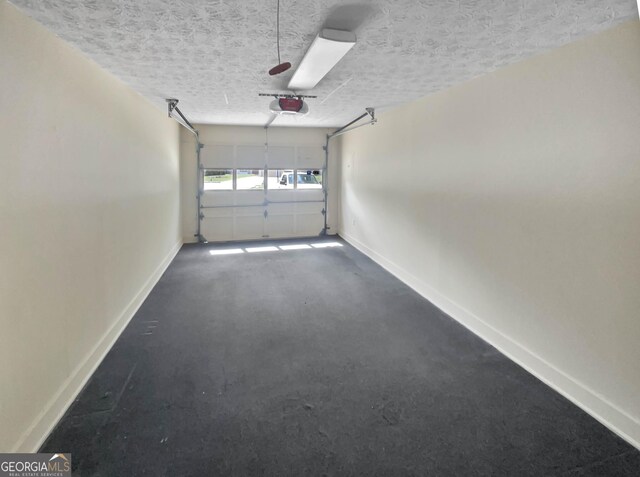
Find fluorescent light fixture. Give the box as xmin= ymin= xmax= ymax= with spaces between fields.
xmin=245 ymin=246 xmax=279 ymax=253
xmin=288 ymin=29 xmax=356 ymax=90
xmin=209 ymin=248 xmax=244 ymax=256
xmin=311 ymin=242 xmax=343 ymax=248
xmin=279 ymin=244 xmax=312 ymax=250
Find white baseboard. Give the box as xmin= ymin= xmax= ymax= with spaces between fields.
xmin=12 ymin=240 xmax=183 ymax=453
xmin=339 ymin=232 xmax=640 ymax=450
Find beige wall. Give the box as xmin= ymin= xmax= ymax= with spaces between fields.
xmin=181 ymin=125 xmax=339 ymax=243
xmin=339 ymin=21 xmax=640 ymax=448
xmin=0 ymin=2 xmax=182 ymax=452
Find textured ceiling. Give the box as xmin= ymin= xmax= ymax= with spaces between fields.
xmin=9 ymin=0 xmax=638 ymax=127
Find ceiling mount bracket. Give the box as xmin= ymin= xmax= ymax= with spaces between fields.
xmin=166 ymin=98 xmax=179 ymax=117
xmin=166 ymin=98 xmax=197 ymax=136
xmin=366 ymin=107 xmax=375 ymax=121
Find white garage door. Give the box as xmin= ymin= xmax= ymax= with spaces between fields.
xmin=199 ymin=143 xmax=326 ymax=242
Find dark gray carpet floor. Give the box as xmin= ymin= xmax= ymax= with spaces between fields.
xmin=41 ymin=236 xmax=640 ymax=476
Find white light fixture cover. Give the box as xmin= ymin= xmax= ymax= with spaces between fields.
xmin=288 ymin=29 xmax=356 ymax=90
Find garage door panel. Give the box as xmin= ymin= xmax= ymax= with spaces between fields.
xmin=268 ymin=202 xmax=296 ymax=215
xmin=266 ymin=214 xmax=295 ymax=238
xmin=266 ymin=189 xmax=296 ymax=201
xmin=234 ymin=191 xmax=265 ymax=206
xmin=294 ymin=201 xmax=324 ymax=214
xmin=233 ymin=206 xmax=264 ymax=217
xmin=296 ymin=213 xmax=324 ymax=236
xmin=296 ymin=190 xmax=324 ymax=201
xmin=201 ymin=145 xmax=234 ymax=168
xmin=202 ymin=207 xmax=234 ymax=219
xmin=202 ymin=217 xmax=234 ymax=241
xmin=297 ymin=146 xmax=324 ymax=169
xmin=236 ymin=145 xmax=264 ymax=168
xmin=235 ymin=216 xmax=265 ymax=239
xmin=201 ymin=192 xmax=235 ymax=207
xmin=267 ymin=146 xmax=295 ymax=168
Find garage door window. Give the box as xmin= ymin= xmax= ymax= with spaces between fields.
xmin=236 ymin=169 xmax=265 ymax=190
xmin=203 ymin=169 xmax=233 ymax=191
xmin=268 ymin=169 xmax=294 ymax=190
xmin=297 ymin=170 xmax=322 ymax=189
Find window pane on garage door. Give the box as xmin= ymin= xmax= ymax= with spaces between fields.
xmin=268 ymin=169 xmax=294 ymax=189
xmin=204 ymin=169 xmax=233 ymax=190
xmin=297 ymin=170 xmax=322 ymax=189
xmin=236 ymin=169 xmax=265 ymax=190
